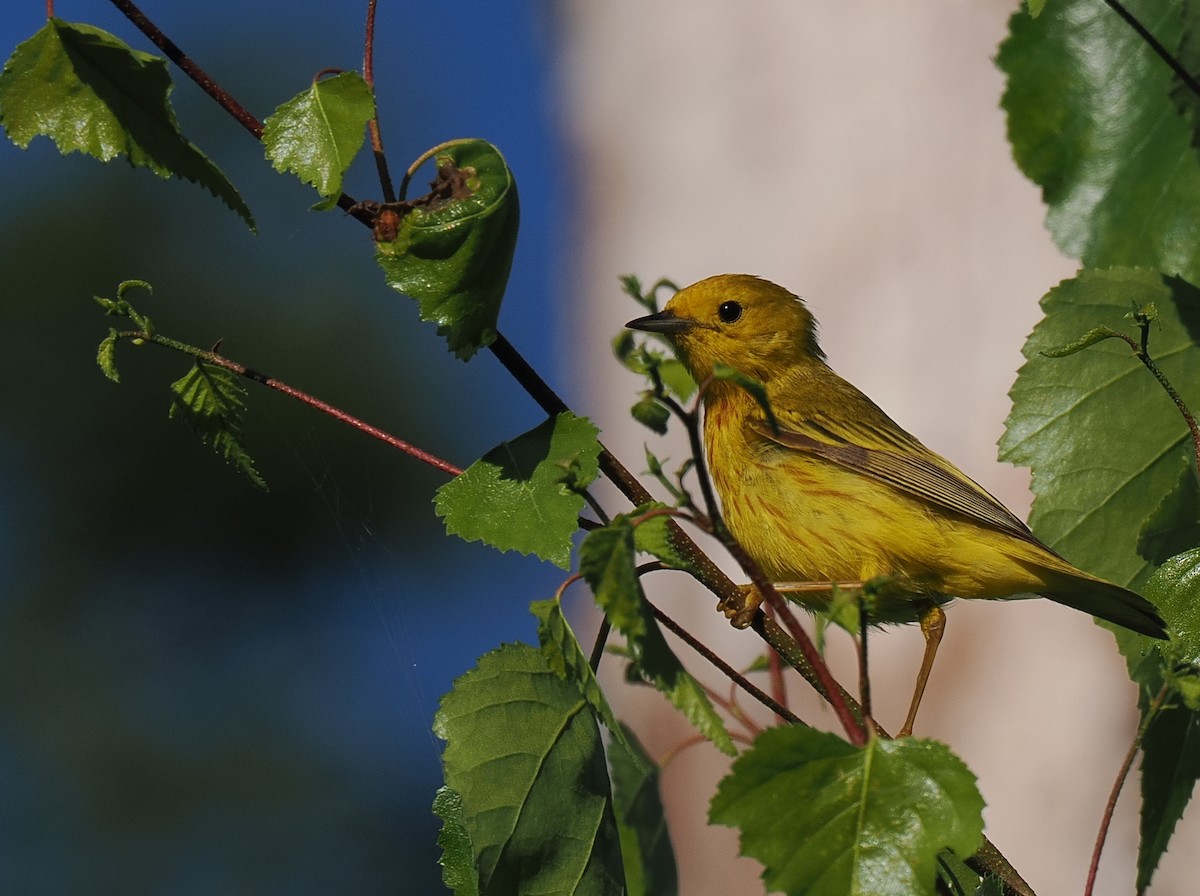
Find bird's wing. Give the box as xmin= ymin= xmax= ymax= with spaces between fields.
xmin=749 ymin=415 xmax=1042 ymax=546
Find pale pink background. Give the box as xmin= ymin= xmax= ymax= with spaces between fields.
xmin=557 ymin=2 xmax=1198 ymax=894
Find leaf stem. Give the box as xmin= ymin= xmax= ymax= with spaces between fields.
xmin=1112 ymin=319 xmax=1200 ymax=476
xmin=1084 ymin=684 xmax=1170 ymax=896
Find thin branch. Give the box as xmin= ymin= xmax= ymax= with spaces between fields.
xmin=1110 ymin=318 xmax=1200 ymax=475
xmin=108 ymin=0 xmax=264 ymax=139
xmin=116 ymin=330 xmax=463 ymax=476
xmin=362 ymin=0 xmax=395 ymax=202
xmin=1085 ymin=684 xmax=1171 ymax=896
xmin=645 ymin=594 xmax=801 ymax=725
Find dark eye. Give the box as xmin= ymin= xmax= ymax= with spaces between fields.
xmin=717 ymin=301 xmax=743 ymax=323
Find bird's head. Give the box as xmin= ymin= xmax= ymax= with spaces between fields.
xmin=626 ymin=274 xmax=824 ymax=382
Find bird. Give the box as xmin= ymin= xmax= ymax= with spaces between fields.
xmin=626 ymin=273 xmax=1166 ymax=735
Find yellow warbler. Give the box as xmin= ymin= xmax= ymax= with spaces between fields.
xmin=628 ymin=274 xmax=1165 ymax=731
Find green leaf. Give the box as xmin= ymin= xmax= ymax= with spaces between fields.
xmin=613 ymin=333 xmax=697 ymax=403
xmin=999 ymin=269 xmax=1200 ymax=591
xmin=97 ymin=329 xmax=120 ymax=382
xmin=710 ymin=727 xmax=985 ymax=896
xmin=1025 ymin=0 xmax=1048 ymax=16
xmin=631 ymin=505 xmax=704 ymax=580
xmin=580 ymin=518 xmax=735 ymax=756
xmin=610 ymin=725 xmax=678 ymax=896
xmin=1129 ymin=551 xmax=1200 ymax=889
xmin=168 ymin=361 xmax=266 ymax=490
xmin=434 ymin=412 xmax=600 ymax=568
xmin=631 ymin=395 xmax=671 ymax=435
xmin=376 ymin=139 xmax=519 ymax=360
xmin=999 ymin=0 xmax=1200 ymax=277
xmin=262 ymin=71 xmax=375 ymax=209
xmin=531 ymin=597 xmax=631 ymax=754
xmin=1146 ymin=549 xmax=1200 ymax=675
xmin=1138 ymin=701 xmax=1200 ymax=893
xmin=434 ymin=643 xmax=624 ymax=896
xmin=1170 ymin=0 xmax=1200 ymax=150
xmin=1138 ymin=458 xmax=1200 ymax=567
xmin=0 ymin=20 xmax=253 ymax=229
xmin=432 ymin=787 xmax=479 ymax=896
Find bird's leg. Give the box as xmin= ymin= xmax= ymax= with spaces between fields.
xmin=899 ymin=603 xmax=946 ymax=737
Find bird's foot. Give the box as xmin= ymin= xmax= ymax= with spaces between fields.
xmin=718 ymin=584 xmax=763 ymax=629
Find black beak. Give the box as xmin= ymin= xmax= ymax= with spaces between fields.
xmin=625 ymin=310 xmax=694 ymax=334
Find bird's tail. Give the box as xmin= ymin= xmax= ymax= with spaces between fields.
xmin=1040 ymin=570 xmax=1167 ymax=639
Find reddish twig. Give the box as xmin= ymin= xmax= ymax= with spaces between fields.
xmin=117 ymin=329 xmax=462 ymax=476
xmin=362 ymin=0 xmax=395 ymax=202
xmin=1085 ymin=685 xmax=1170 ymax=896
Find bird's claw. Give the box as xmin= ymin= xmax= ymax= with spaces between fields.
xmin=718 ymin=584 xmax=763 ymax=629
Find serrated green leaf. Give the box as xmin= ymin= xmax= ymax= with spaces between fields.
xmin=168 ymin=361 xmax=266 ymax=489
xmin=1138 ymin=701 xmax=1200 ymax=893
xmin=610 ymin=724 xmax=678 ymax=896
xmin=96 ymin=329 xmax=120 ymax=382
xmin=262 ymin=71 xmax=375 ymax=209
xmin=710 ymin=728 xmax=985 ymax=896
xmin=376 ymin=139 xmax=518 ymax=360
xmin=432 ymin=787 xmax=479 ymax=896
xmin=999 ymin=269 xmax=1200 ymax=592
xmin=0 ymin=20 xmax=253 ymax=229
xmin=434 ymin=411 xmax=599 ymax=568
xmin=434 ymin=643 xmax=624 ymax=896
xmin=580 ymin=518 xmax=735 ymax=756
xmin=999 ymin=0 xmax=1200 ymax=277
xmin=531 ymin=597 xmax=632 ymax=756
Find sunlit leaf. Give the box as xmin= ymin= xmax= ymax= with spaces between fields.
xmin=376 ymin=139 xmax=518 ymax=360
xmin=434 ymin=644 xmax=624 ymax=895
xmin=168 ymin=361 xmax=265 ymax=489
xmin=710 ymin=727 xmax=984 ymax=896
xmin=0 ymin=19 xmax=253 ymax=228
xmin=263 ymin=71 xmax=375 ymax=209
xmin=435 ymin=412 xmax=600 ymax=568
xmin=432 ymin=787 xmax=479 ymax=896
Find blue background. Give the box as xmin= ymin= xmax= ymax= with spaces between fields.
xmin=0 ymin=3 xmax=574 ymax=893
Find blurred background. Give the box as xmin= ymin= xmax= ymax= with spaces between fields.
xmin=1 ymin=2 xmax=1195 ymax=895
